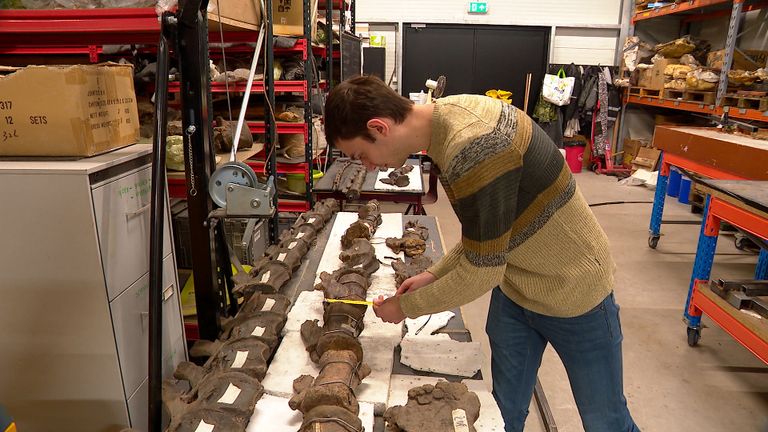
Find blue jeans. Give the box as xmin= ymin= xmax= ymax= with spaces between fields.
xmin=486 ymin=287 xmax=639 ymax=432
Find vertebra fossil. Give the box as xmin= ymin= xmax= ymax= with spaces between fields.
xmin=392 ymin=255 xmax=434 ymax=287
xmin=384 ymin=381 xmax=481 ymax=432
xmin=380 ymin=164 xmax=414 ymax=187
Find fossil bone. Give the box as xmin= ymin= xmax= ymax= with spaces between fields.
xmin=186 ymin=336 xmax=272 ymax=380
xmin=384 ymin=381 xmax=481 ymax=432
xmin=386 ymin=220 xmax=429 ymax=257
xmin=380 ymin=165 xmax=414 ymax=187
xmin=289 ymin=349 xmax=371 ymax=416
xmin=341 ymin=200 xmax=382 ymax=248
xmin=392 ymin=255 xmax=434 ymax=287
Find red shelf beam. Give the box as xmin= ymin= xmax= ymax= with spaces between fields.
xmin=626 ymin=95 xmax=768 ymax=122
xmin=168 ymin=80 xmax=308 ymax=99
xmin=248 ymin=122 xmax=308 ymax=141
xmin=311 ymin=45 xmax=341 ymax=59
xmin=317 ymin=0 xmax=349 ymax=10
xmin=277 ymin=201 xmax=311 ymax=212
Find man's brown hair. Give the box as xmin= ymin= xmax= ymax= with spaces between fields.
xmin=324 ymin=75 xmax=414 ymax=144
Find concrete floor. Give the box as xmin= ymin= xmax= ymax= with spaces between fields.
xmin=415 ymin=172 xmax=768 ymax=432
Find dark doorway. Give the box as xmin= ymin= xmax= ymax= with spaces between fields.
xmin=402 ymin=24 xmax=550 ymax=114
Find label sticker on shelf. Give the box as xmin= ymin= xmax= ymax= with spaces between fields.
xmin=195 ymin=420 xmax=215 ymax=432
xmin=296 ymin=232 xmax=306 ymax=239
xmin=251 ymin=326 xmax=266 ymax=337
xmin=231 ymin=350 xmax=249 ymax=368
xmin=217 ymin=383 xmax=242 ymax=405
xmin=277 ymin=253 xmax=287 ymax=262
xmin=261 ymin=298 xmax=276 ymax=312
xmin=260 ymin=271 xmax=271 ymax=283
xmin=288 ymin=241 xmax=298 ymax=250
xmin=452 ymin=409 xmax=470 ymax=432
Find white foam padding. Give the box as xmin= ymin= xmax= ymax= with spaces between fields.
xmin=373 ymin=165 xmax=423 ymax=192
xmin=248 ymin=393 xmax=374 ymax=432
xmin=263 ymin=329 xmax=401 ymax=415
xmin=265 ymin=212 xmax=405 ymax=415
xmin=386 ymin=375 xmax=505 ymax=431
xmin=399 ymin=336 xmax=483 ymax=378
xmin=404 ymin=311 xmax=456 ymax=338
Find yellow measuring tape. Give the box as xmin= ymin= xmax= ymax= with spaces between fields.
xmin=324 ymin=298 xmax=373 ymax=306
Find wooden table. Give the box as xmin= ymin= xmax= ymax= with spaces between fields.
xmin=648 ymin=127 xmax=768 ymax=249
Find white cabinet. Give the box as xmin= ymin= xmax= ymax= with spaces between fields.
xmin=0 ymin=145 xmax=186 ymax=432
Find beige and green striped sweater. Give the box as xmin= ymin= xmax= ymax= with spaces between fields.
xmin=399 ymin=95 xmax=615 ymax=319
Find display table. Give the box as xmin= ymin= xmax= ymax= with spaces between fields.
xmin=261 ymin=211 xmax=502 ymax=431
xmin=314 ymin=158 xmax=437 ymax=214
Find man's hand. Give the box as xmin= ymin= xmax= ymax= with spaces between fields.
xmin=396 ymin=271 xmax=437 ymax=296
xmin=373 ymin=295 xmax=406 ymax=324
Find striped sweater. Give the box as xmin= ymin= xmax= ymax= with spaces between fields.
xmin=399 ymin=95 xmax=615 ymax=319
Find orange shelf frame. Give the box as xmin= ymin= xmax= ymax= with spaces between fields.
xmin=633 ymin=0 xmax=731 ymax=22
xmin=626 ymin=95 xmax=768 ymax=122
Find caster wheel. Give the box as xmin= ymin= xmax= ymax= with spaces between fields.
xmin=735 ymin=236 xmax=750 ymax=251
xmin=648 ymin=235 xmax=660 ymax=249
xmin=687 ymin=327 xmax=701 ymax=347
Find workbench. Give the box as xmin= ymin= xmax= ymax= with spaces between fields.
xmin=314 ymin=158 xmax=437 ymax=215
xmin=683 ymin=179 xmax=768 ymax=364
xmin=648 ymin=126 xmax=768 ymax=249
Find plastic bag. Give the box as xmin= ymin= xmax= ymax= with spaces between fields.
xmin=166 ymin=136 xmax=186 ymax=171
xmin=533 ymin=95 xmax=557 ymax=123
xmin=541 ymin=68 xmax=575 ymax=106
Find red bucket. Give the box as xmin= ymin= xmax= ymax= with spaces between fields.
xmin=565 ymin=145 xmax=585 ymax=173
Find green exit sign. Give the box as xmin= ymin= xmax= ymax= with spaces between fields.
xmin=469 ymin=2 xmax=488 ymax=14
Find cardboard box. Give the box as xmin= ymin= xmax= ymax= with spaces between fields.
xmin=631 ymin=147 xmax=661 ymax=171
xmin=272 ymin=0 xmax=317 ymax=37
xmin=0 ymin=63 xmax=139 ymax=157
xmin=638 ymin=58 xmax=678 ymax=90
xmin=708 ymin=49 xmax=768 ymax=71
xmin=622 ymin=138 xmax=649 ymax=167
xmin=208 ymin=0 xmax=262 ymax=31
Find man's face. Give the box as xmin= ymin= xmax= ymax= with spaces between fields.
xmin=335 ymin=134 xmax=408 ymax=171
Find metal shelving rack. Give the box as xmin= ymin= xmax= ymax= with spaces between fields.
xmin=627 ymin=0 xmax=768 ymax=121
xmin=315 ymin=0 xmax=355 ymax=163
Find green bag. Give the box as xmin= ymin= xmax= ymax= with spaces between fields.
xmin=533 ymin=94 xmax=557 ymax=123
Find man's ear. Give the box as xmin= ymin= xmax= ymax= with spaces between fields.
xmin=366 ymin=118 xmax=389 ymax=138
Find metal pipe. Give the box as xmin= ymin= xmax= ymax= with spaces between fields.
xmin=148 ymin=12 xmax=174 ymax=432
